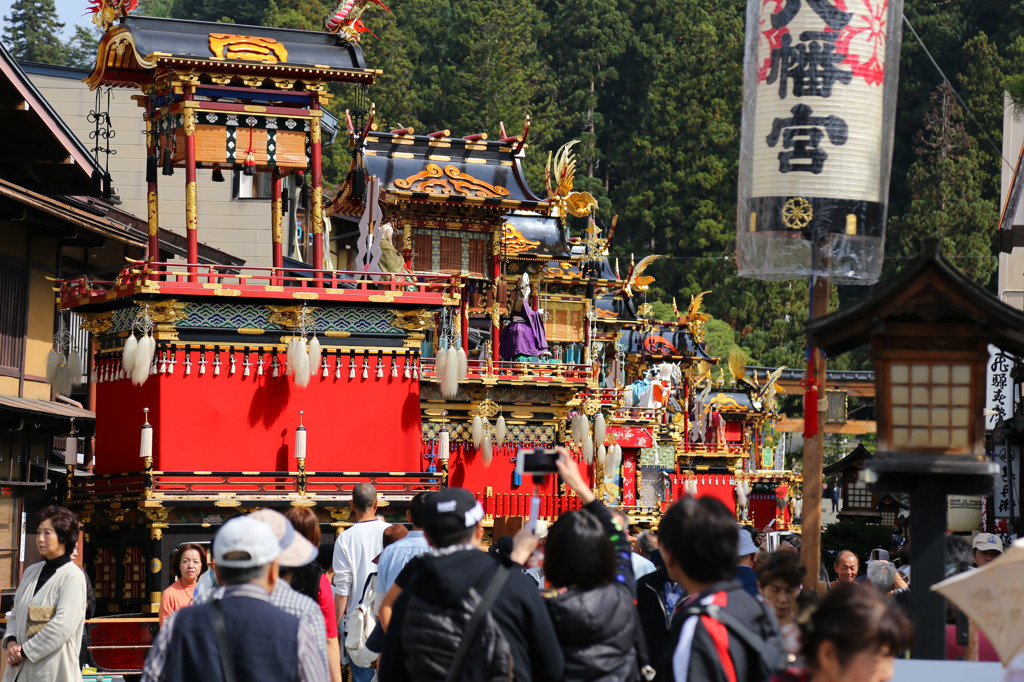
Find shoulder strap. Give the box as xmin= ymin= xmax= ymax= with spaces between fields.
xmin=211 ymin=600 xmax=238 ymax=682
xmin=444 ymin=564 xmax=510 ymax=682
xmin=631 ymin=604 xmax=656 ymax=681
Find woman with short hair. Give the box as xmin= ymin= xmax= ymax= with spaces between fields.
xmin=158 ymin=543 xmax=207 ymax=626
xmin=2 ymin=505 xmax=87 ymax=682
xmin=515 ymin=448 xmax=639 ymax=681
xmin=773 ymin=584 xmax=914 ymax=682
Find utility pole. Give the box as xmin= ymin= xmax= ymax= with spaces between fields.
xmin=802 ymin=274 xmax=829 ymax=593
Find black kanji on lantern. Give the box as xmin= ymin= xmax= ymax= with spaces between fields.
xmin=766 ymin=103 xmax=848 ymax=174
xmin=770 ymin=0 xmax=852 ymax=31
xmin=768 ymin=31 xmax=852 ymax=98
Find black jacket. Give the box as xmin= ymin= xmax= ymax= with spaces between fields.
xmin=379 ymin=548 xmax=564 ymax=682
xmin=660 ymin=579 xmax=781 ymax=682
xmin=636 ymin=569 xmax=683 ymax=679
xmin=542 ymin=499 xmax=638 ymax=682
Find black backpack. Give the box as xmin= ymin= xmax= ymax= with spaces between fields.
xmin=684 ymin=601 xmax=788 ymax=682
xmin=401 ymin=565 xmax=515 ymax=682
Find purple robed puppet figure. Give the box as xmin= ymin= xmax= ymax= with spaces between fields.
xmin=500 ymin=273 xmax=549 ymax=360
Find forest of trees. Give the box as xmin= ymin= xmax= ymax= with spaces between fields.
xmin=5 ymin=0 xmax=1023 ymax=371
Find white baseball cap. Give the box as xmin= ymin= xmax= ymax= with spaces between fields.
xmin=972 ymin=533 xmax=1004 ymax=553
xmin=214 ymin=516 xmax=282 ymax=568
xmin=248 ymin=509 xmax=317 ymax=569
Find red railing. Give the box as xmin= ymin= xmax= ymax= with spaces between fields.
xmin=421 ymin=358 xmax=596 ymax=383
xmin=57 ymin=262 xmax=459 ymax=306
xmin=473 ymin=491 xmax=584 ymax=519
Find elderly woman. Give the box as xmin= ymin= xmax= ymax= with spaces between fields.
xmin=2 ymin=505 xmax=87 ymax=682
xmin=158 ymin=543 xmax=207 ymax=626
xmin=772 ymin=584 xmax=914 ymax=682
xmin=757 ymin=550 xmax=806 ymax=660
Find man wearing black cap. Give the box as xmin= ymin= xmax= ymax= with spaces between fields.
xmin=378 ymin=488 xmax=563 ymax=682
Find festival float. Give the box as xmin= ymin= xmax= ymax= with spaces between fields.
xmin=50 ymin=0 xmax=791 ymax=670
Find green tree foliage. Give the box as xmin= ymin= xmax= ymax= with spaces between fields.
xmin=3 ymin=0 xmax=68 ymax=64
xmin=888 ymin=82 xmax=998 ymax=285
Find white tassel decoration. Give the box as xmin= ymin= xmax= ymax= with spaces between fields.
xmin=362 ymin=360 xmax=368 ymax=380
xmin=376 ymin=359 xmax=384 ymax=379
xmin=199 ymin=354 xmax=206 ymax=376
xmin=159 ymin=351 xmax=167 ymax=374
xmin=243 ymin=354 xmax=250 ymax=377
xmin=122 ymin=335 xmax=138 ymax=375
xmin=214 ymin=353 xmax=221 ymax=376
xmin=444 ymin=347 xmax=460 ymax=398
xmin=391 ymin=359 xmax=398 ymax=378
xmin=230 ymin=352 xmax=236 ymax=375
xmin=435 ymin=347 xmax=448 ymax=385
xmin=139 ymin=408 xmax=153 ymax=459
xmin=68 ymin=351 xmax=83 ymax=385
xmin=349 ymin=358 xmax=356 ymax=379
xmin=308 ymin=336 xmax=322 ymax=377
xmin=294 ymin=344 xmax=311 ymax=388
xmin=597 ymin=444 xmax=607 ymax=468
xmin=257 ymin=355 xmax=264 ymax=376
xmin=404 ymin=359 xmax=411 ymax=379
xmin=322 ymin=358 xmax=329 ymax=378
xmin=183 ymin=354 xmax=192 ymax=376
xmin=272 ymin=355 xmax=281 ymax=378
xmin=286 ymin=338 xmax=299 ymax=376
xmin=457 ymin=347 xmax=468 ymax=380
xmin=413 ymin=358 xmax=419 ymax=380
xmin=335 ymin=355 xmax=342 ymax=380
xmin=46 ymin=349 xmax=61 ymax=386
xmin=132 ymin=336 xmax=154 ymax=386
xmin=583 ymin=434 xmax=594 ymax=465
xmin=606 ymin=444 xmax=622 ymax=477
xmin=472 ymin=415 xmax=483 ymax=448
xmin=482 ymin=435 xmax=493 ymax=467
xmin=594 ymin=412 xmax=606 ymax=447
xmin=495 ymin=415 xmax=507 ymax=445
xmin=167 ymin=351 xmax=175 ymax=374
xmin=439 ymin=429 xmax=450 ymax=461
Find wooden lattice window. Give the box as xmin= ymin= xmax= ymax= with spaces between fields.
xmin=412 ymin=234 xmax=432 ymax=272
xmin=124 ymin=545 xmax=145 ymax=600
xmin=881 ymin=511 xmax=896 ymax=527
xmin=889 ymin=363 xmax=971 ymax=449
xmin=845 ymin=481 xmax=873 ymax=510
xmin=93 ymin=546 xmax=115 ymax=599
xmin=542 ymin=300 xmax=584 ymax=343
xmin=439 ymin=236 xmax=462 ymax=274
xmin=468 ymin=239 xmax=488 ymax=278
xmin=0 ymin=260 xmax=27 ymax=371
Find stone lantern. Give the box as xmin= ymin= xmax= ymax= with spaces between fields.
xmin=805 ymin=239 xmax=1024 ymax=659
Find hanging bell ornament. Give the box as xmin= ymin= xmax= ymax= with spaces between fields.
xmin=242 ymin=150 xmax=256 ymax=177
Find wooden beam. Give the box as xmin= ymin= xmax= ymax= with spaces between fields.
xmin=777 ymin=379 xmax=875 ymax=397
xmin=777 ymin=417 xmax=876 ymax=434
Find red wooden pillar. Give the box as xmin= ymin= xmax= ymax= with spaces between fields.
xmin=310 ymin=96 xmax=324 ymax=278
xmin=402 ymin=223 xmax=413 ymax=271
xmin=491 ymin=231 xmax=501 ymax=362
xmin=183 ymin=85 xmax=198 ymax=282
xmin=271 ymin=167 xmax=283 ymax=276
xmin=145 ymin=106 xmax=160 ymax=261
xmin=461 ymin=277 xmax=469 ymax=360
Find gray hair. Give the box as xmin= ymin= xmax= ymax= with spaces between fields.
xmin=866 ymin=560 xmax=896 ymax=593
xmin=637 ymin=530 xmax=659 ymax=558
xmin=352 ymin=482 xmax=377 ymax=512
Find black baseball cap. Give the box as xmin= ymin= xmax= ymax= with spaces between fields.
xmin=423 ymin=488 xmax=484 ymax=548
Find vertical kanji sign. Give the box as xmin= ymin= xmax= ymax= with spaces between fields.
xmin=987 ymin=345 xmax=1018 ymax=520
xmin=737 ymin=0 xmax=903 ymax=284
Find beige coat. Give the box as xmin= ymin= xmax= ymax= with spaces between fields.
xmin=2 ymin=560 xmax=86 ymax=682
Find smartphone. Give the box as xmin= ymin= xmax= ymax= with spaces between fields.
xmin=516 ymin=448 xmax=558 ymax=476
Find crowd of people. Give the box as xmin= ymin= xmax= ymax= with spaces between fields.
xmin=2 ymin=455 xmax=939 ymax=682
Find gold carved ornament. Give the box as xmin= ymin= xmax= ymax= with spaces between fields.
xmin=149 ymin=300 xmax=189 ymax=324
xmin=390 ymin=310 xmax=433 ymax=331
xmin=501 ymin=222 xmax=541 ymax=255
xmin=272 ymin=198 xmax=283 ymax=243
xmin=311 ymin=118 xmax=322 ymax=145
xmin=185 ymin=182 xmax=198 ymax=230
xmin=209 ymin=34 xmax=289 ymax=63
xmin=394 ymin=164 xmax=510 ymax=199
xmin=147 ymin=191 xmax=159 ymax=236
xmin=311 ymin=187 xmax=323 ymax=234
xmin=782 ymin=197 xmax=813 ymax=230
xmin=184 ymin=109 xmax=196 ymax=137
xmin=682 ymin=291 xmax=712 ymax=345
xmin=77 ymin=312 xmax=113 ymax=334
xmin=267 ymin=305 xmax=315 ymax=330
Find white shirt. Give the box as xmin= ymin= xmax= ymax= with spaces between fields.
xmin=632 ymin=552 xmax=657 ymax=580
xmin=332 ymin=518 xmax=390 ymax=625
